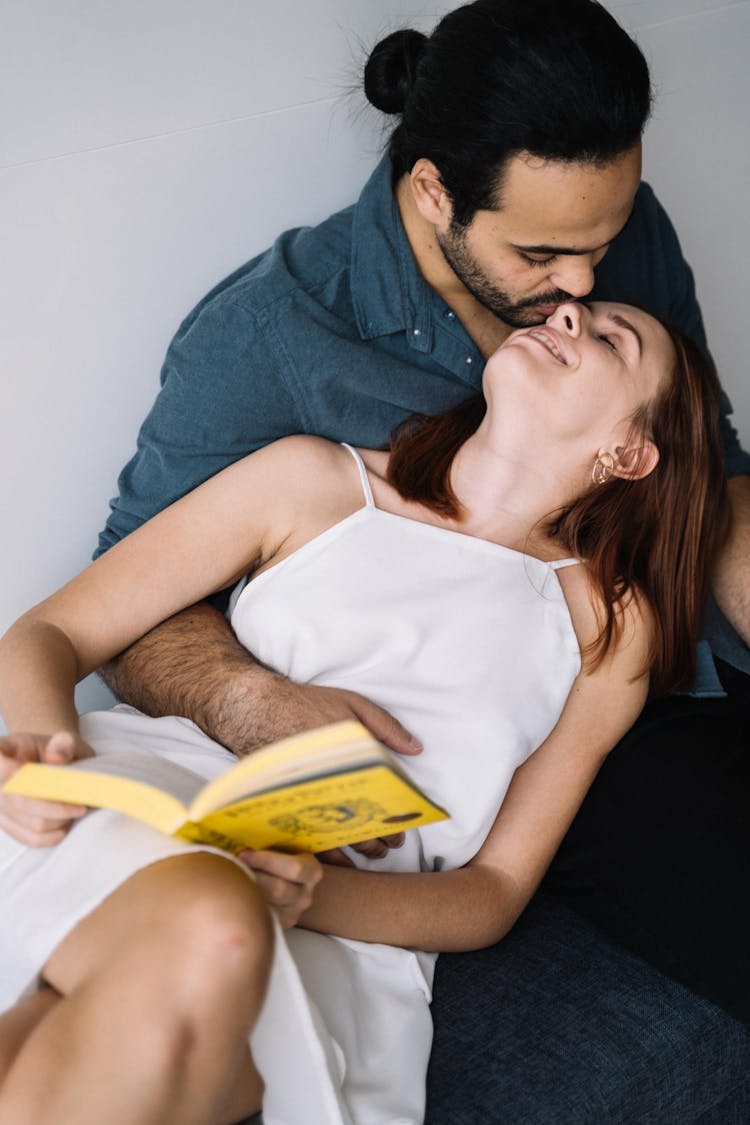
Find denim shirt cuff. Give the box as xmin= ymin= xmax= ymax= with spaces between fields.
xmin=677 ymin=640 xmax=727 ymax=698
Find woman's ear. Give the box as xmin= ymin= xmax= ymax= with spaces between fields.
xmin=409 ymin=159 xmax=452 ymax=225
xmin=613 ymin=441 xmax=660 ymax=480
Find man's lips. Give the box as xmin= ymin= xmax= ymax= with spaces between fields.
xmin=524 ymin=327 xmax=569 ymax=365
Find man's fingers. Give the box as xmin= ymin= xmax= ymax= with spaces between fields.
xmin=348 ymin=696 xmax=422 ymax=757
xmin=316 ymin=847 xmax=355 ymax=867
xmin=350 ymin=838 xmax=389 ymax=858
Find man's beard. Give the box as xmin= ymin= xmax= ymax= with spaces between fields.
xmin=436 ymin=223 xmax=573 ymax=328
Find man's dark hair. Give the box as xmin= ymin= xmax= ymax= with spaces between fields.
xmin=364 ymin=0 xmax=652 ymax=227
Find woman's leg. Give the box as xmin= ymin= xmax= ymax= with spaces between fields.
xmin=0 ymin=851 xmax=273 ymax=1125
xmin=0 ymin=986 xmax=61 ymax=1081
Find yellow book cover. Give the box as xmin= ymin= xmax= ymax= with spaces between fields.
xmin=3 ymin=720 xmax=448 ymax=853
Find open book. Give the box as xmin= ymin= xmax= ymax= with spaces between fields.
xmin=3 ymin=720 xmax=448 ymax=853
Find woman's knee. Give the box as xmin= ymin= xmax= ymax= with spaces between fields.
xmin=169 ymin=858 xmax=275 ymax=994
xmin=44 ymin=852 xmax=274 ymax=999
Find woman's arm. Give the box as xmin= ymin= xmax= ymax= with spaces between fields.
xmin=1 ymin=436 xmax=387 ymax=739
xmin=300 ymin=588 xmax=653 ymax=952
xmin=0 ymin=440 xmax=315 ymax=843
xmin=0 ymin=438 xmax=310 ymax=737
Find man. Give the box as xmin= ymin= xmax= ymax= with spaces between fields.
xmin=95 ymin=0 xmax=750 ymax=1114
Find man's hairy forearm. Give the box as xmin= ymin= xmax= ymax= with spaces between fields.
xmin=99 ymin=602 xmax=278 ymax=754
xmin=98 ymin=601 xmax=409 ymax=758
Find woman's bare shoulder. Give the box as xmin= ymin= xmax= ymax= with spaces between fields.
xmin=555 ymin=563 xmax=654 ymax=672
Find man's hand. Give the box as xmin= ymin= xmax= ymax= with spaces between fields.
xmin=238 ymin=848 xmax=322 ymax=929
xmin=101 ymin=602 xmax=423 ymax=758
xmin=0 ymin=731 xmax=92 ymax=847
xmin=317 ymin=832 xmax=406 ymax=868
xmin=713 ymin=475 xmax=750 ymax=646
xmin=100 ymin=603 xmax=423 ymax=860
xmin=250 ymin=677 xmax=423 ymax=757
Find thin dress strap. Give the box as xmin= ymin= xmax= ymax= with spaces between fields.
xmin=341 ymin=443 xmax=375 ymax=508
xmin=549 ymin=557 xmax=581 ymax=571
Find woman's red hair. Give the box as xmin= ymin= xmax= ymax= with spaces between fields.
xmin=388 ymin=321 xmax=730 ymax=695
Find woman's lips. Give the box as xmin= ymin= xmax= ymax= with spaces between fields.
xmin=525 ymin=328 xmax=569 ymax=365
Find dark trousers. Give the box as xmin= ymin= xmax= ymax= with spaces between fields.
xmin=543 ymin=658 xmax=750 ymax=1022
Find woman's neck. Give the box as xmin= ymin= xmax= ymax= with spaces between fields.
xmin=446 ymin=425 xmax=581 ymax=558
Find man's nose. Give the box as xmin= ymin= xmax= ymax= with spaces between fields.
xmin=550 ymin=256 xmax=596 ymax=299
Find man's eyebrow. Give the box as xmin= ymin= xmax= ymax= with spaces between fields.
xmin=608 ymin=312 xmax=642 ymax=357
xmin=511 ymin=214 xmax=635 ymax=258
xmin=511 ymin=242 xmax=604 ymax=256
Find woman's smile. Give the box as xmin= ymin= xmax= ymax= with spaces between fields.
xmin=524 ymin=327 xmax=569 ymax=365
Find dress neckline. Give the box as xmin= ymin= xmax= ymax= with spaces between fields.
xmin=340 ymin=442 xmax=579 ymax=571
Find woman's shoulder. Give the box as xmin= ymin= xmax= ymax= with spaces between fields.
xmin=556 ymin=564 xmax=654 ymax=672
xmin=238 ymin=436 xmax=366 ymax=501
xmin=236 ymin=437 xmax=375 ymax=559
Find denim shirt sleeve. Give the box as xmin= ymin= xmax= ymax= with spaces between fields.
xmin=95 ymin=295 xmax=302 ymax=557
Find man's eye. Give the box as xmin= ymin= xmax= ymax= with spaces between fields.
xmin=598 ymin=334 xmax=617 ymax=352
xmin=520 ymin=253 xmax=556 ymax=268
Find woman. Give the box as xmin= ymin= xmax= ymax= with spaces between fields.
xmin=0 ymin=302 xmax=729 ymax=1125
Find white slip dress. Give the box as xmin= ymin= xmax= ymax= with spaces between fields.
xmin=0 ymin=444 xmax=581 ymax=1125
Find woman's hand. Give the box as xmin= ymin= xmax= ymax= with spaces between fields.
xmin=0 ymin=731 xmax=93 ymax=847
xmin=237 ymin=848 xmax=323 ymax=929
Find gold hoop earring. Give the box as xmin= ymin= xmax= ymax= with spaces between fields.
xmin=592 ymin=451 xmax=615 ymax=485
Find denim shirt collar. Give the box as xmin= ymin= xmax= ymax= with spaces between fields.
xmin=350 ymin=155 xmax=435 ymax=355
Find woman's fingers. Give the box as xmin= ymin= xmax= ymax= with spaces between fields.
xmin=238 ymin=849 xmax=322 ymax=928
xmin=0 ymin=730 xmax=92 ymax=846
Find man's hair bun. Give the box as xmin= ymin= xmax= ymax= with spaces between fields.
xmin=364 ymin=29 xmax=427 ymax=115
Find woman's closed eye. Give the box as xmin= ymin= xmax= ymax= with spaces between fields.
xmin=598 ymin=334 xmax=618 ymax=352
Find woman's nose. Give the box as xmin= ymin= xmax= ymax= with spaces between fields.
xmin=548 ymin=302 xmax=583 ymax=336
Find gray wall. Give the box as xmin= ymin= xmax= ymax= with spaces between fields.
xmin=1 ymin=0 xmax=748 ymax=720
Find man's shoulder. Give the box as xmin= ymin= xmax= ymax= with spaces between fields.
xmin=189 ymin=202 xmax=358 ymax=324
xmin=180 ymin=156 xmax=397 ymax=331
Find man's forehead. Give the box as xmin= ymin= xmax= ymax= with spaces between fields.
xmin=493 ymin=147 xmax=641 ymax=249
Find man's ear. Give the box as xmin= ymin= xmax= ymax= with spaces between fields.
xmin=409 ymin=159 xmax=453 ymax=226
xmin=613 ymin=441 xmax=659 ymax=481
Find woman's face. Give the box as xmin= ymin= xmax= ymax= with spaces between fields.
xmin=484 ymin=300 xmax=675 ymax=465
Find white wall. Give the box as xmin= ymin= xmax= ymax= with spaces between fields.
xmin=1 ymin=0 xmax=748 ymax=721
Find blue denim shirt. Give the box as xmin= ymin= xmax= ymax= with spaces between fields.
xmin=97 ymin=156 xmax=750 ymax=689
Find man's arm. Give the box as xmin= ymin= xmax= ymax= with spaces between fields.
xmin=100 ymin=602 xmax=418 ymax=757
xmin=712 ymin=475 xmax=750 ymax=645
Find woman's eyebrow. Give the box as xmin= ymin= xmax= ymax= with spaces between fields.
xmin=607 ymin=312 xmax=643 ymax=358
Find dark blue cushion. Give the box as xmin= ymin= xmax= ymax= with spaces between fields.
xmin=236 ymin=895 xmax=750 ymax=1124
xmin=426 ymin=893 xmax=750 ymax=1123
